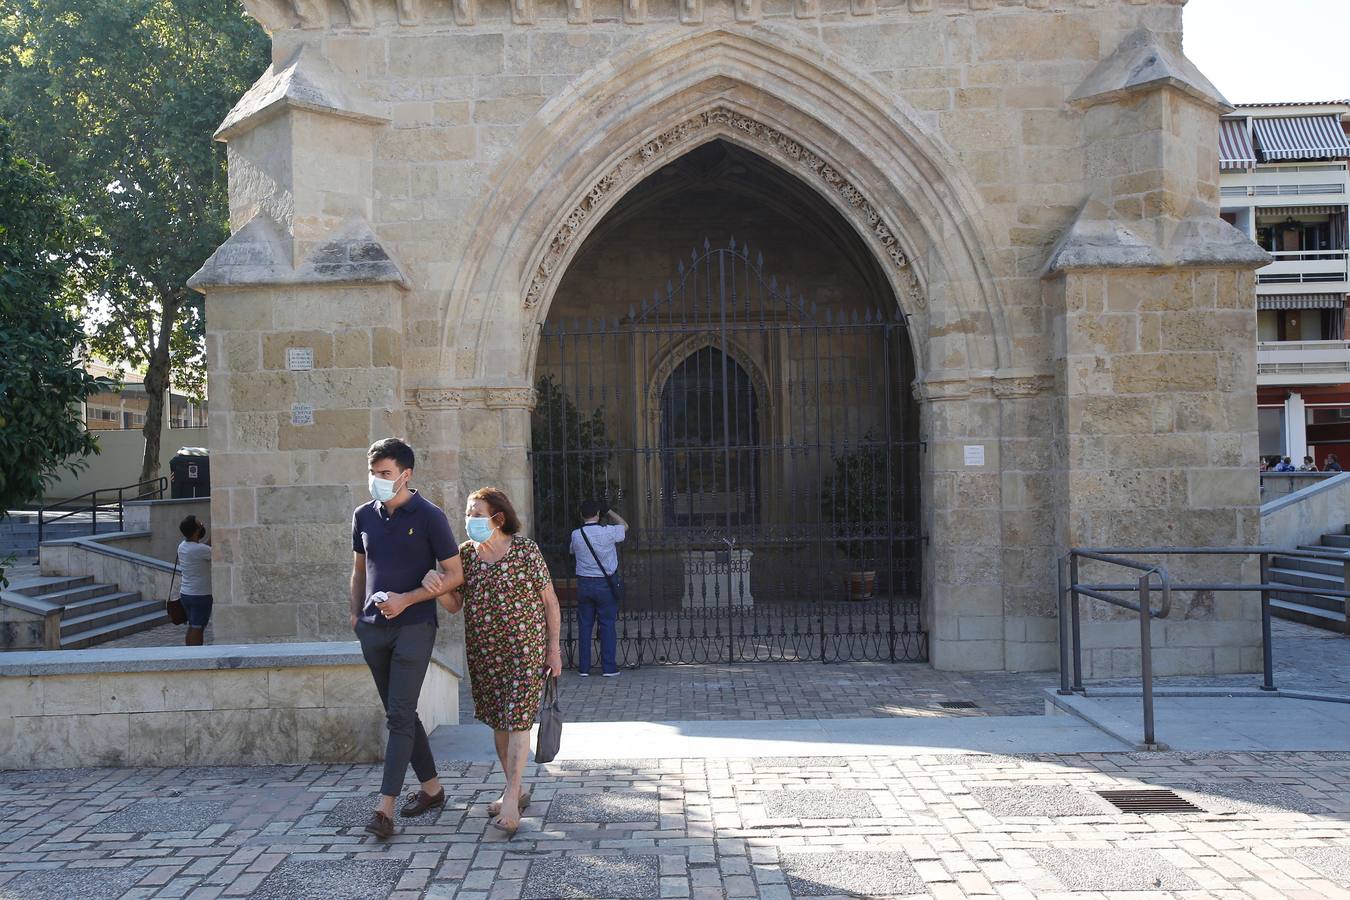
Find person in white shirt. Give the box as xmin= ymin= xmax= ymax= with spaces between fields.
xmin=569 ymin=500 xmax=627 ymax=676
xmin=176 ymin=515 xmax=213 ymax=645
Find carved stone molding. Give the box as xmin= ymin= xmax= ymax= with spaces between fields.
xmin=524 ymin=107 xmax=916 ymax=312
xmin=413 ymin=386 xmax=538 ymax=410
xmin=918 ymin=371 xmax=1055 ymax=402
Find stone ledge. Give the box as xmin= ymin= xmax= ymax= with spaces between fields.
xmin=0 ymin=640 xmax=460 ymax=678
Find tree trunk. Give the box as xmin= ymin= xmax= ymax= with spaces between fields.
xmin=138 ymin=290 xmax=178 ymax=489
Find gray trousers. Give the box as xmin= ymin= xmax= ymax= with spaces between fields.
xmin=355 ymin=621 xmax=438 ymax=796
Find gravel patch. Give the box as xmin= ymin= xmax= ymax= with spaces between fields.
xmin=0 ymin=768 xmax=111 ymax=786
xmin=1 ymin=866 xmax=155 ymax=899
xmin=759 ymin=788 xmax=880 ymax=820
xmin=931 ymin=753 xmax=1024 ymax=768
xmin=94 ymin=798 xmax=231 ymax=834
xmin=522 ymin=853 xmax=659 ymax=899
xmin=1166 ymin=780 xmax=1333 ymax=814
xmin=178 ymin=765 xmax=301 ymax=782
xmin=1031 ymin=847 xmax=1199 ymax=891
xmin=752 ymin=756 xmax=852 ymax=769
xmin=1291 ymin=846 xmax=1350 ymax=885
xmin=970 ymin=784 xmax=1117 ymax=818
xmin=779 ymin=850 xmax=924 ymax=897
xmin=248 ymin=859 xmax=407 ymax=899
xmin=548 ymin=791 xmax=661 ymax=823
xmin=541 ymin=758 xmax=663 ymax=771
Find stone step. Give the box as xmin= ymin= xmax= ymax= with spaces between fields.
xmin=1270 ymin=597 xmax=1349 ymax=632
xmin=58 ymin=592 xmax=147 ymax=633
xmin=60 ymin=610 xmax=171 ymax=649
xmin=1274 ymin=554 xmax=1347 ymax=577
xmin=1267 ymin=566 xmax=1343 ymax=593
xmin=1269 ymin=587 xmax=1346 ymax=615
xmin=1320 ymin=533 xmax=1350 ymax=550
xmin=31 ymin=582 xmax=120 ymax=608
xmin=2 ymin=575 xmax=94 ymax=597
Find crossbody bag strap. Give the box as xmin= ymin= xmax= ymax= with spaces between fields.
xmin=579 ymin=525 xmax=621 ymax=602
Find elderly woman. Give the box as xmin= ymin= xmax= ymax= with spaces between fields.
xmin=424 ymin=486 xmax=561 ymax=838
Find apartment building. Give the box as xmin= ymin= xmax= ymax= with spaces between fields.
xmin=1221 ymin=101 xmax=1350 ymax=465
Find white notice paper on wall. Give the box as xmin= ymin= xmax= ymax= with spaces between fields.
xmin=291 ymin=403 xmax=315 ymax=426
xmin=286 ymin=347 xmax=315 ymax=371
xmin=963 ymin=444 xmax=985 ymax=467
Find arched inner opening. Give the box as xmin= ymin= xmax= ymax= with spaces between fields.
xmin=530 ymin=139 xmax=925 ymax=663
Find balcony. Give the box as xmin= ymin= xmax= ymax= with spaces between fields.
xmin=1258 ymin=339 xmax=1350 ymax=386
xmin=1257 ymin=249 xmax=1350 ymax=290
xmin=1222 ymin=163 xmax=1350 ymax=206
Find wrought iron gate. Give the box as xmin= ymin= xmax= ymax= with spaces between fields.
xmin=531 ymin=238 xmax=925 ymax=664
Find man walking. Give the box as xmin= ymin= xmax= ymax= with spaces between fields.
xmin=570 ymin=500 xmax=627 ymax=677
xmin=351 ymin=438 xmax=463 ymax=839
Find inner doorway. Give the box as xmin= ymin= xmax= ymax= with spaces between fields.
xmin=530 ymin=140 xmax=924 ymax=664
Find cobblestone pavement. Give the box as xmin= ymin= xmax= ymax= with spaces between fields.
xmin=2 ymin=750 xmax=1348 ymax=899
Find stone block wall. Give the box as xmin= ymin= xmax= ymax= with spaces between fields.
xmin=194 ymin=0 xmax=1267 ymax=674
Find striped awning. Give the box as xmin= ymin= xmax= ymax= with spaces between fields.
xmin=1258 ymin=293 xmax=1347 ymax=310
xmin=1256 ymin=205 xmax=1344 ymax=218
xmin=1220 ymin=119 xmax=1257 ymax=170
xmin=1253 ymin=115 xmax=1350 ymax=161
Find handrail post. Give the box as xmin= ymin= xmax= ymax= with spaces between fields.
xmin=1261 ymin=552 xmax=1276 ymax=691
xmin=1069 ymin=553 xmax=1084 ymax=692
xmin=1343 ymin=557 xmax=1350 ymax=639
xmin=1057 ymin=555 xmax=1072 ymax=695
xmin=90 ymin=489 xmax=97 ymax=536
xmin=118 ymin=486 xmax=125 ymax=532
xmin=1139 ymin=572 xmax=1156 ymax=748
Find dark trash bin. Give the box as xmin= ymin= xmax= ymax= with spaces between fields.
xmin=170 ymin=448 xmax=210 ymax=499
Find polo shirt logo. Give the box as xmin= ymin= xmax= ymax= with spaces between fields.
xmin=408 ymin=528 xmax=415 ymax=535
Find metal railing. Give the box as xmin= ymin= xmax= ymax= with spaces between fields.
xmin=37 ymin=477 xmax=168 ymax=544
xmin=1060 ymin=546 xmax=1350 ymax=747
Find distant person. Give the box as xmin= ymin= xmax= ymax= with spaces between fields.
xmin=570 ymin=500 xmax=628 ymax=678
xmin=1274 ymin=456 xmax=1297 ymax=472
xmin=1299 ymin=456 xmax=1319 ymax=472
xmin=176 ymin=515 xmax=212 ymax=646
xmin=1259 ymin=458 xmax=1272 ymax=472
xmin=1327 ymin=454 xmax=1344 ymax=473
xmin=351 ymin=438 xmax=463 ymax=840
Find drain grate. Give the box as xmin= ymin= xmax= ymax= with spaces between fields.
xmin=938 ymin=700 xmax=979 ymax=709
xmin=1097 ymin=789 xmax=1203 ymax=814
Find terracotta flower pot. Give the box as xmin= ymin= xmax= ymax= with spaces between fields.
xmin=845 ymin=570 xmax=876 ymax=600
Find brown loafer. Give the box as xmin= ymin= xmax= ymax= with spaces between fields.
xmin=400 ymin=789 xmax=445 ymax=818
xmin=364 ymin=811 xmax=395 ymax=840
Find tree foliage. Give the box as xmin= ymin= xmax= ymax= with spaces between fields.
xmin=531 ymin=375 xmax=616 ymax=568
xmin=0 ymin=0 xmax=268 ymax=480
xmin=0 ymin=119 xmax=101 ymax=583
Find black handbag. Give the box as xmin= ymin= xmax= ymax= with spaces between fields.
xmin=535 ymin=674 xmax=563 ymax=764
xmin=579 ymin=524 xmax=623 ymax=604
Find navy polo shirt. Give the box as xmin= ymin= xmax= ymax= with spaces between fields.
xmin=352 ymin=490 xmax=458 ymax=627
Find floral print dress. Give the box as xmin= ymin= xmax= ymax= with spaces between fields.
xmin=462 ymin=537 xmax=553 ymax=732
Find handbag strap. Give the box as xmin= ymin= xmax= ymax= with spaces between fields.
xmin=169 ymin=557 xmax=179 ymax=602
xmin=579 ymin=525 xmax=621 ymax=601
xmin=541 ymin=672 xmax=559 ymax=706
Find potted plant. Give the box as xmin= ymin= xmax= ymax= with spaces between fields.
xmin=821 ymin=435 xmax=889 ymax=600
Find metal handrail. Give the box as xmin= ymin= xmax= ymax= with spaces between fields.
xmin=37 ymin=477 xmax=168 ymax=544
xmin=1062 ymin=545 xmax=1350 ymax=748
xmin=1059 ymin=551 xmax=1171 ymax=746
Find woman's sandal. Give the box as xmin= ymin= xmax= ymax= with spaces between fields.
xmin=488 ymin=816 xmax=519 ymax=839
xmin=487 ymin=792 xmax=531 ymax=817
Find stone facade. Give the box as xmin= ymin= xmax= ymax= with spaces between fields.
xmin=193 ymin=0 xmax=1269 ymax=674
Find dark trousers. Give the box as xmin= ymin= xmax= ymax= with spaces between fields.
xmin=576 ymin=575 xmax=619 ymax=675
xmin=355 ymin=621 xmax=438 ymax=796
xmin=179 ymin=593 xmax=213 ymax=628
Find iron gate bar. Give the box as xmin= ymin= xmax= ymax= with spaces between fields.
xmin=532 ymin=237 xmax=923 ymax=665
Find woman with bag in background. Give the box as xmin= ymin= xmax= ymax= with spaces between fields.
xmin=423 ymin=487 xmax=562 ymax=838
xmin=175 ymin=515 xmax=213 ymax=645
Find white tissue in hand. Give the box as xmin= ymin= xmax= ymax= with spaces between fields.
xmin=364 ymin=591 xmax=388 ymax=615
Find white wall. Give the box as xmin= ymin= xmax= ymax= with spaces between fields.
xmin=41 ymin=427 xmax=207 ymax=502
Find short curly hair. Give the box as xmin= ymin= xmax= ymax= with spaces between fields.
xmin=467 ymin=487 xmax=522 ymax=535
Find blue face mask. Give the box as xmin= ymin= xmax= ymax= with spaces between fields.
xmin=465 ymin=516 xmax=494 ymax=543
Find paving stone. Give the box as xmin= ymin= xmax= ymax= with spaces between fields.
xmin=522 ymin=853 xmax=660 ymax=899
xmin=969 ymin=785 xmax=1117 ymax=818
xmin=751 ymin=757 xmax=850 ymax=769
xmin=778 ymin=850 xmax=923 ymax=897
xmin=247 ymin=859 xmax=407 ymax=899
xmin=548 ymin=791 xmax=661 ymax=823
xmin=1030 ymin=848 xmax=1199 ymax=891
xmin=0 ymin=865 xmax=157 ymax=899
xmin=1166 ymin=780 xmax=1333 ymax=814
xmin=318 ymin=793 xmax=464 ymax=828
xmin=1291 ymin=846 xmax=1350 ymax=885
xmin=758 ymin=789 xmax=879 ymax=820
xmin=97 ymin=799 xmax=231 ymax=834
xmin=0 ymin=767 xmax=112 ymax=785
xmin=178 ymin=766 xmax=302 ymax=782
